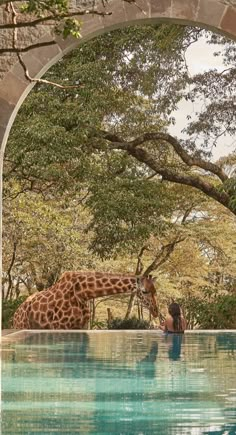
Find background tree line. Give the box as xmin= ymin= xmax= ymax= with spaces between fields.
xmin=2 ymin=22 xmax=236 ymax=329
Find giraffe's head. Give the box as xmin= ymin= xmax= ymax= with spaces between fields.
xmin=136 ymin=275 xmax=158 ymax=318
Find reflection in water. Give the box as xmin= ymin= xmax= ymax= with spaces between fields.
xmin=136 ymin=342 xmax=158 ymax=378
xmin=1 ymin=332 xmax=236 ymax=435
xmin=165 ymin=333 xmax=183 ymax=361
xmin=216 ymin=333 xmax=236 ymax=359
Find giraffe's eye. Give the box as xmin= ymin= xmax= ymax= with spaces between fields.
xmin=142 ymin=290 xmax=149 ymax=295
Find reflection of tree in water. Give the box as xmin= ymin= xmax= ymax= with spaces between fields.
xmin=136 ymin=342 xmax=158 ymax=378
xmin=87 ymin=339 xmax=159 ymax=435
xmin=2 ymin=332 xmax=236 ymax=435
xmin=216 ymin=333 xmax=236 ymax=359
xmin=204 ymin=426 xmax=236 ymax=435
xmin=56 ymin=333 xmax=159 ymax=380
xmin=3 ymin=332 xmax=160 ymax=434
xmin=19 ymin=332 xmax=159 ymax=368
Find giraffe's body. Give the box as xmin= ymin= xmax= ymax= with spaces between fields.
xmin=13 ymin=271 xmax=158 ymax=329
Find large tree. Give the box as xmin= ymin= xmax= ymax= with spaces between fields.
xmin=4 ymin=24 xmax=236 ymax=214
xmin=3 ymin=24 xmax=236 ymax=303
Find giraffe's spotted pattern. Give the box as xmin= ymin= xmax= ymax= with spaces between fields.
xmin=13 ymin=271 xmax=158 ymax=329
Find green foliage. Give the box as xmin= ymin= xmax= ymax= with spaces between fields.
xmin=179 ymin=290 xmax=236 ymax=329
xmin=222 ymin=177 xmax=236 ymax=211
xmin=5 ymin=24 xmax=196 ymax=263
xmin=91 ymin=320 xmax=107 ymax=330
xmin=2 ymin=184 xmax=94 ymax=296
xmin=3 ymin=23 xmax=236 ymax=331
xmin=19 ymin=1 xmax=83 ymax=40
xmin=2 ymin=296 xmax=28 ymax=329
xmin=6 ymin=23 xmax=234 ymax=202
xmin=87 ymin=175 xmax=172 ymax=258
xmin=5 ymin=23 xmax=235 ymax=217
xmin=108 ymin=316 xmax=150 ymax=330
xmin=62 ymin=18 xmax=81 ymax=39
xmin=20 ymin=0 xmax=68 ymax=14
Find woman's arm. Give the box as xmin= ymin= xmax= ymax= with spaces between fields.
xmin=159 ymin=320 xmax=167 ymax=331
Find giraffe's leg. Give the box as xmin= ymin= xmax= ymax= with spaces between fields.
xmin=81 ymin=306 xmax=90 ymax=330
xmin=81 ymin=318 xmax=89 ymax=330
xmin=13 ymin=302 xmax=31 ymax=329
xmin=28 ymin=317 xmax=41 ymax=329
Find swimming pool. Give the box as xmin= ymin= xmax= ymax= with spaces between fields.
xmin=1 ymin=331 xmax=236 ymax=434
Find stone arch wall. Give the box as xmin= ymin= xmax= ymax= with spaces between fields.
xmin=0 ymin=0 xmax=236 ymax=154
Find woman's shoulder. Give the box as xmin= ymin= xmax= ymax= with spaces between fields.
xmin=166 ymin=315 xmax=173 ymax=322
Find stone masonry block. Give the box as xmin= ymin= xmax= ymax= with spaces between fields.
xmin=0 ymin=98 xmax=15 ymax=128
xmin=220 ymin=6 xmax=236 ymax=37
xmin=172 ymin=0 xmax=200 ymax=20
xmin=124 ymin=0 xmax=151 ymax=22
xmin=0 ymin=72 xmax=28 ymax=106
xmin=150 ymin=0 xmax=171 ymax=16
xmin=197 ymin=0 xmax=227 ymax=27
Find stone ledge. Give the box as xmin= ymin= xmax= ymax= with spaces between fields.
xmin=0 ymin=72 xmax=28 ymax=105
xmin=1 ymin=329 xmax=18 ymax=336
xmin=0 ymin=98 xmax=15 ymax=127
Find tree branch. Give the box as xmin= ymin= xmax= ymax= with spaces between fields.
xmin=123 ymin=0 xmax=147 ymax=15
xmin=0 ymin=40 xmax=57 ymax=54
xmin=9 ymin=2 xmax=82 ymax=89
xmin=129 ymin=145 xmax=231 ymax=211
xmin=125 ymin=244 xmax=150 ymax=320
xmin=144 ymin=237 xmax=185 ymax=277
xmin=135 ymin=245 xmax=150 ymax=275
xmin=5 ymin=241 xmax=17 ymax=300
xmin=0 ymin=9 xmax=112 ymax=30
xmin=125 ymin=132 xmax=228 ymax=182
xmin=100 ymin=130 xmax=233 ymax=213
xmin=181 ymin=205 xmax=194 ymax=224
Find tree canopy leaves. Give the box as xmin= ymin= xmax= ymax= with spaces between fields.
xmin=3 ymin=23 xmax=236 ymax=328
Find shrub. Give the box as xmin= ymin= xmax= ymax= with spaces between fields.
xmin=178 ymin=291 xmax=236 ymax=329
xmin=108 ymin=316 xmax=150 ymax=330
xmin=2 ymin=296 xmax=28 ymax=329
xmin=91 ymin=320 xmax=107 ymax=329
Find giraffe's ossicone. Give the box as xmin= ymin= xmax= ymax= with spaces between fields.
xmin=13 ymin=271 xmax=158 ymax=329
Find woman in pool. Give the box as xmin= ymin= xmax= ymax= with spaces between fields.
xmin=159 ymin=302 xmax=187 ymax=333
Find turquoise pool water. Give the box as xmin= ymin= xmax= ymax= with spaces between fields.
xmin=1 ymin=331 xmax=236 ymax=434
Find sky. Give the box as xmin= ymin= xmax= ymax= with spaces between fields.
xmin=169 ymin=37 xmax=235 ymax=162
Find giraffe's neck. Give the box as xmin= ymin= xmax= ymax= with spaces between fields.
xmin=64 ymin=272 xmax=138 ymax=301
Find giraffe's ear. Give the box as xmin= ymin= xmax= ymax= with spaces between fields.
xmin=151 ymin=276 xmax=157 ymax=283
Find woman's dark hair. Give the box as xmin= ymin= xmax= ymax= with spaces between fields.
xmin=168 ymin=302 xmax=181 ymax=331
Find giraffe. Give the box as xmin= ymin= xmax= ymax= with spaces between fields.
xmin=13 ymin=271 xmax=158 ymax=329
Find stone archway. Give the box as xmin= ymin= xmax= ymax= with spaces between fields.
xmin=0 ymin=0 xmax=236 ymax=153
xmin=0 ymin=0 xmax=236 ymax=331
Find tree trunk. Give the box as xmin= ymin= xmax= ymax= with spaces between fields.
xmin=125 ymin=245 xmax=149 ymax=319
xmin=5 ymin=241 xmax=17 ymax=300
xmin=107 ymin=308 xmax=113 ymax=327
xmin=90 ymin=299 xmax=95 ymax=329
xmin=124 ymin=293 xmax=136 ymax=320
xmin=137 ymin=300 xmax=141 ymax=320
